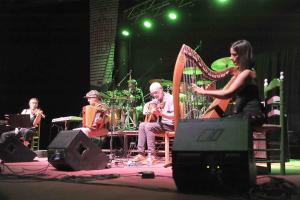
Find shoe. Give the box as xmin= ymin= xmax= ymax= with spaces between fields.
xmin=142 ymin=155 xmax=157 ymax=165
xmin=132 ymin=154 xmax=146 ymax=162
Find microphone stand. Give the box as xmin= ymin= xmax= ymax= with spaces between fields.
xmin=117 ymin=70 xmax=132 ymax=87
xmin=109 ymin=71 xmax=119 ymax=162
xmin=194 ymin=40 xmax=202 ymax=52
xmin=109 ymin=69 xmax=132 ymax=162
xmin=143 ymin=92 xmax=152 ymax=102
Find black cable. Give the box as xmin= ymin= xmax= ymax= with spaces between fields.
xmin=0 ymin=156 xmax=50 ymax=176
xmin=2 ymin=163 xmax=25 ymax=175
xmin=0 ymin=171 xmax=176 ymax=193
xmin=249 ymin=176 xmax=300 ymax=200
xmin=3 ymin=160 xmax=299 ymax=199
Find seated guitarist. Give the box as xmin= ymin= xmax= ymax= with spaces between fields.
xmin=132 ymin=82 xmax=174 ymax=164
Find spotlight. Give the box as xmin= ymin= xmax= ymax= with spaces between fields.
xmin=144 ymin=21 xmax=152 ymax=28
xmin=121 ymin=29 xmax=130 ymax=37
xmin=167 ymin=10 xmax=178 ymax=21
xmin=216 ymin=0 xmax=230 ymax=4
xmin=168 ymin=11 xmax=177 ymax=20
xmin=165 ymin=8 xmax=180 ymax=24
xmin=142 ymin=18 xmax=153 ymax=30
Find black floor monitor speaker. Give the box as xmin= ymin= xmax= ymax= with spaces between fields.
xmin=0 ymin=135 xmax=36 ymax=162
xmin=172 ymin=118 xmax=256 ymax=194
xmin=47 ymin=130 xmax=109 ymax=171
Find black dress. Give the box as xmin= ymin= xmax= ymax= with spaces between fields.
xmin=232 ymin=83 xmax=265 ymax=127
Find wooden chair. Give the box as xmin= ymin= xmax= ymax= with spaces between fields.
xmin=156 ymin=131 xmax=175 ymax=165
xmin=31 ymin=125 xmax=41 ymax=151
xmin=253 ymin=72 xmax=289 ymax=174
xmin=155 ymin=102 xmax=186 ymax=165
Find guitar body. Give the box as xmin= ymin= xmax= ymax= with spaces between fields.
xmin=144 ymin=102 xmax=165 ymax=122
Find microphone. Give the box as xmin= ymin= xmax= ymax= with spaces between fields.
xmin=194 ymin=40 xmax=202 ymax=52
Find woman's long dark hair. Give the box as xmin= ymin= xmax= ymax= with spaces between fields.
xmin=231 ymin=40 xmax=254 ymax=70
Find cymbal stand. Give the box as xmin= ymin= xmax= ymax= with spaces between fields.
xmin=109 ymin=92 xmax=117 ymax=161
xmin=123 ymin=103 xmax=136 ymax=130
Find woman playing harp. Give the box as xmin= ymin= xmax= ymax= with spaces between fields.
xmin=172 ymin=40 xmax=264 ymax=128
xmin=191 ymin=40 xmax=265 ymax=127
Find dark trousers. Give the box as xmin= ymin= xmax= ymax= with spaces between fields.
xmin=0 ymin=128 xmax=36 ymax=143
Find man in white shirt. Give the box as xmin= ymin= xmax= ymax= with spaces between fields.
xmin=132 ymin=82 xmax=174 ymax=163
xmin=0 ymin=98 xmax=44 ymax=147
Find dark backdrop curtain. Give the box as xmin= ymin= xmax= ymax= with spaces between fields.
xmin=255 ymin=47 xmax=300 ymax=133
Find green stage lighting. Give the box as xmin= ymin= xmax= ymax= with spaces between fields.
xmin=121 ymin=29 xmax=130 ymax=37
xmin=142 ymin=18 xmax=153 ymax=30
xmin=144 ymin=21 xmax=152 ymax=28
xmin=166 ymin=9 xmax=179 ymax=23
xmin=212 ymin=0 xmax=230 ymax=8
xmin=168 ymin=11 xmax=177 ymax=20
xmin=216 ymin=0 xmax=229 ymax=4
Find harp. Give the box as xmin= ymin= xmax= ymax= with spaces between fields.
xmin=172 ymin=44 xmax=237 ymax=128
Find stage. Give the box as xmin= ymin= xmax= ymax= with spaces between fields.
xmin=1 ymin=155 xmax=300 ymax=200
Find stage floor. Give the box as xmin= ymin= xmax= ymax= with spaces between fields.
xmin=1 ymin=156 xmax=300 ymax=200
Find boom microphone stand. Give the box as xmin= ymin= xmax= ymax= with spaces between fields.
xmin=117 ymin=70 xmax=132 ymax=87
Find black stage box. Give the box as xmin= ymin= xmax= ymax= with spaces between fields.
xmin=48 ymin=130 xmax=108 ymax=171
xmin=0 ymin=135 xmax=36 ymax=162
xmin=172 ymin=118 xmax=256 ymax=193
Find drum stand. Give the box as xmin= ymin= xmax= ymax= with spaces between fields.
xmin=108 ymin=96 xmax=130 ymax=162
xmin=123 ymin=105 xmax=137 ymax=130
xmin=109 ymin=98 xmax=118 ymax=161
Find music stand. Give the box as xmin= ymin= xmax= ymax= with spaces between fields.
xmin=6 ymin=114 xmax=32 ymax=128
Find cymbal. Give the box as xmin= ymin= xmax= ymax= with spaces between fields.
xmin=149 ymin=79 xmax=165 ymax=84
xmin=183 ymin=67 xmax=202 ymax=75
xmin=160 ymin=80 xmax=172 ymax=87
xmin=99 ymin=91 xmax=110 ymax=99
xmin=107 ymin=97 xmax=126 ymax=100
xmin=120 ymin=90 xmax=130 ymax=96
xmin=106 ymin=90 xmax=127 ymax=98
xmin=196 ymin=80 xmax=212 ymax=86
xmin=211 ymin=57 xmax=235 ymax=71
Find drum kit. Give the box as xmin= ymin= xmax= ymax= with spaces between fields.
xmin=98 ymin=78 xmax=174 ymax=131
xmin=100 ymin=89 xmax=143 ymax=131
